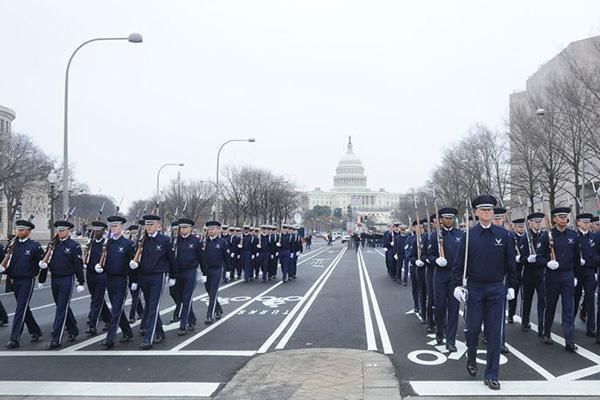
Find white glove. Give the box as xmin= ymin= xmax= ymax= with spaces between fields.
xmin=435 ymin=257 xmax=448 ymax=267
xmin=574 ymin=277 xmax=578 ymax=287
xmin=168 ymin=278 xmax=176 ymax=287
xmin=454 ymin=286 xmax=467 ymax=302
xmin=276 ymin=243 xmax=281 ymax=247
xmin=0 ymin=266 xmax=5 ymax=273
xmin=515 ymin=255 xmax=521 ymax=263
xmin=393 ymin=254 xmax=398 ymax=260
xmin=391 ymin=242 xmax=394 ymax=247
xmin=237 ymin=244 xmax=242 ymax=249
xmin=295 ymin=252 xmax=299 ymax=257
xmin=275 ymin=252 xmax=279 ymax=257
xmin=527 ymin=255 xmax=536 ymax=264
xmin=384 ymin=248 xmax=388 ymax=252
xmin=39 ymin=261 xmax=48 ymax=270
xmin=580 ymin=258 xmax=586 ymax=266
xmin=270 ymin=255 xmax=274 ymax=259
xmin=37 ymin=283 xmax=44 ymax=289
xmin=83 ymin=264 xmax=88 ymax=270
xmin=506 ymin=288 xmax=515 ymax=300
xmin=290 ymin=253 xmax=294 ymax=259
xmin=76 ymin=285 xmax=85 ymax=293
xmin=547 ymin=260 xmax=559 ymax=270
xmin=251 ymin=255 xmax=255 ymax=260
xmin=257 ymin=244 xmax=261 ymax=249
xmin=129 ymin=260 xmax=139 ymax=269
xmin=237 ymin=255 xmax=240 ymax=259
xmin=201 ymin=275 xmax=207 ymax=283
xmin=415 ymin=260 xmax=425 ymax=267
xmin=94 ymin=264 xmax=103 ymax=273
xmin=231 ymin=253 xmax=235 ymax=258
xmin=130 ymin=283 xmax=138 ymax=291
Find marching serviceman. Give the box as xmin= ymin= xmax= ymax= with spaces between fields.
xmin=220 ymin=224 xmax=231 ymax=283
xmin=428 ymin=207 xmax=464 ymax=352
xmin=452 ymin=194 xmax=517 ymax=391
xmin=0 ymin=244 xmax=8 ymax=327
xmin=174 ymin=218 xmax=203 ymax=335
xmin=383 ymin=224 xmax=396 ymax=279
xmin=257 ymin=225 xmax=271 ymax=282
xmin=168 ymin=220 xmax=182 ymax=323
xmin=507 ymin=218 xmax=526 ymax=324
xmin=574 ymin=213 xmax=599 ymax=338
xmin=98 ymin=215 xmax=135 ymax=349
xmin=2 ymin=219 xmax=44 ymax=348
xmin=85 ymin=220 xmax=112 ymax=335
xmin=129 ymin=214 xmax=175 ymax=350
xmin=290 ymin=226 xmax=303 ymax=279
xmin=202 ymin=220 xmax=227 ymax=324
xmin=39 ymin=220 xmax=86 ymax=349
xmin=239 ymin=225 xmax=257 ymax=282
xmin=126 ymin=222 xmax=144 ymax=323
xmin=406 ymin=221 xmax=420 ymax=313
xmin=518 ymin=212 xmax=546 ymax=334
xmin=269 ymin=226 xmax=279 ymax=280
xmin=394 ymin=224 xmax=409 ymax=285
xmin=537 ymin=207 xmax=580 ymax=351
xmin=277 ymin=224 xmax=293 ymax=282
xmin=408 ymin=218 xmax=429 ymax=324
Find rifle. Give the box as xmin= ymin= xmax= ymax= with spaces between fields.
xmin=412 ymin=192 xmax=421 ymax=259
xmin=505 ymin=206 xmax=521 ymax=258
xmin=84 ymin=202 xmax=105 ymax=265
xmin=538 ymin=185 xmax=556 ymax=261
xmin=42 ymin=206 xmax=76 ymax=264
xmin=424 ymin=195 xmax=432 ymax=241
xmin=462 ymin=198 xmax=470 ymax=287
xmin=591 ymin=181 xmax=600 ymax=214
xmin=518 ymin=195 xmax=536 ymax=256
xmin=432 ymin=188 xmax=445 ymax=258
xmin=0 ymin=205 xmax=41 ymax=271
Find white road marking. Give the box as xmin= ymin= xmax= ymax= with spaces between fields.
xmin=410 ymin=380 xmax=600 ymax=396
xmin=8 ymin=294 xmax=90 ymax=317
xmin=555 ymin=364 xmax=600 ymax=381
xmin=358 ymin=248 xmax=393 ymax=354
xmin=257 ymin=247 xmax=346 ymax=353
xmin=0 ymin=381 xmax=220 ymax=397
xmin=357 ymin=249 xmax=377 ymax=351
xmin=0 ymin=350 xmax=255 ymax=357
xmin=274 ymin=247 xmax=347 ymax=350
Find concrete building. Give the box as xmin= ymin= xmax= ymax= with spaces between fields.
xmin=302 ymin=137 xmax=403 ymax=225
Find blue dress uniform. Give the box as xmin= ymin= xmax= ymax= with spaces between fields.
xmin=393 ymin=227 xmax=408 ymax=283
xmin=427 ymin=208 xmax=464 ymax=351
xmin=174 ymin=218 xmax=203 ymax=334
xmin=268 ymin=227 xmax=279 ymax=280
xmin=0 ymin=244 xmax=9 ymax=326
xmin=573 ymin=213 xmax=599 ymax=337
xmin=518 ymin=213 xmax=546 ymax=333
xmin=383 ymin=228 xmax=396 ymax=278
xmin=239 ymin=227 xmax=257 ymax=282
xmin=405 ymin=228 xmax=420 ymax=311
xmin=220 ymin=226 xmax=231 ymax=282
xmin=3 ymin=220 xmax=44 ymax=348
xmin=290 ymin=228 xmax=303 ymax=279
xmin=132 ymin=215 xmax=175 ymax=349
xmin=257 ymin=227 xmax=271 ymax=282
xmin=98 ymin=216 xmax=136 ymax=348
xmin=203 ymin=221 xmax=228 ymax=324
xmin=127 ymin=223 xmax=145 ymax=322
xmin=425 ymin=216 xmax=436 ymax=332
xmin=408 ymin=219 xmax=429 ymax=322
xmin=85 ymin=221 xmax=112 ymax=334
xmin=232 ymin=229 xmax=243 ymax=279
xmin=452 ymin=194 xmax=517 ymax=390
xmin=536 ymin=207 xmax=581 ymax=350
xmin=41 ymin=221 xmax=86 ymax=348
xmin=277 ymin=226 xmax=292 ymax=282
xmin=507 ymin=219 xmax=525 ymax=323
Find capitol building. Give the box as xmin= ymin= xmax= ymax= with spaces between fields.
xmin=302 ymin=137 xmax=402 ymax=224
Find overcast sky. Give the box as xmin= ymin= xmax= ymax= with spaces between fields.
xmin=2 ymin=1 xmax=600 ymax=209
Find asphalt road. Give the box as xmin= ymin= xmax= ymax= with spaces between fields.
xmin=1 ymin=240 xmax=600 ymax=397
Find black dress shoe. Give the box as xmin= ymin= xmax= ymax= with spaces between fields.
xmin=170 ymin=316 xmax=180 ymax=323
xmin=596 ymin=336 xmax=600 ymax=344
xmin=466 ymin=361 xmax=477 ymax=377
xmin=30 ymin=333 xmax=42 ymax=343
xmin=565 ymin=343 xmax=578 ymax=352
xmin=507 ymin=316 xmax=514 ymax=324
xmin=521 ymin=323 xmax=530 ymax=332
xmin=153 ymin=334 xmax=165 ymax=344
xmin=215 ymin=311 xmax=223 ymax=320
xmin=402 ymin=282 xmax=407 ymax=286
xmin=543 ymin=336 xmax=553 ymax=345
xmin=129 ymin=318 xmax=136 ymax=324
xmin=484 ymin=379 xmax=501 ymax=390
xmin=67 ymin=334 xmax=78 ymax=342
xmin=426 ymin=326 xmax=435 ymax=334
xmin=139 ymin=342 xmax=153 ymax=350
xmin=482 ymin=337 xmax=488 ymax=345
xmin=447 ymin=344 xmax=457 ymax=353
xmin=436 ymin=334 xmax=443 ymax=345
xmin=500 ymin=345 xmax=509 ymax=354
xmin=48 ymin=341 xmax=61 ymax=349
xmin=0 ymin=320 xmax=7 ymax=327
xmin=187 ymin=324 xmax=196 ymax=331
xmin=204 ymin=318 xmax=214 ymax=325
xmin=85 ymin=327 xmax=97 ymax=335
xmin=100 ymin=340 xmax=114 ymax=349
xmin=586 ymin=331 xmax=595 ymax=338
xmin=5 ymin=341 xmax=19 ymax=349
xmin=119 ymin=334 xmax=134 ymax=343
xmin=138 ymin=329 xmax=146 ymax=337
xmin=177 ymin=329 xmax=187 ymax=336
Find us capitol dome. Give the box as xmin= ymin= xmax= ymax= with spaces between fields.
xmin=302 ymin=136 xmax=402 ymax=224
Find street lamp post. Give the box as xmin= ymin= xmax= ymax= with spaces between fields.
xmin=156 ymin=163 xmax=184 ymax=225
xmin=62 ymin=33 xmax=143 ymax=214
xmin=48 ymin=172 xmax=58 ymax=238
xmin=214 ymin=138 xmax=256 ymax=220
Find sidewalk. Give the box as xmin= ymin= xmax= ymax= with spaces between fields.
xmin=215 ymin=348 xmax=401 ymax=400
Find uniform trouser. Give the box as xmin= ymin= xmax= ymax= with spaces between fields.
xmin=10 ymin=277 xmax=41 ymax=343
xmin=234 ymin=255 xmax=243 ymax=277
xmin=86 ymin=273 xmax=111 ymax=325
xmin=279 ymin=250 xmax=291 ymax=281
xmin=0 ymin=299 xmax=7 ymax=323
xmin=253 ymin=254 xmax=261 ymax=278
xmin=170 ymin=278 xmax=183 ymax=320
xmin=410 ymin=263 xmax=419 ymax=310
xmin=128 ymin=286 xmax=144 ymax=321
xmin=140 ymin=273 xmax=165 ymax=345
xmin=465 ymin=281 xmax=505 ymax=381
xmin=415 ymin=265 xmax=427 ymax=319
xmin=290 ymin=252 xmax=298 ymax=277
xmin=178 ymin=268 xmax=198 ymax=329
xmin=50 ymin=275 xmax=78 ymax=344
xmin=433 ymin=268 xmax=459 ymax=346
xmin=241 ymin=251 xmax=254 ymax=281
xmin=395 ymin=257 xmax=407 ymax=282
xmin=259 ymin=252 xmax=270 ymax=280
xmin=205 ymin=266 xmax=223 ymax=320
xmin=574 ymin=267 xmax=597 ymax=334
xmin=521 ymin=267 xmax=545 ymax=329
xmin=105 ymin=274 xmax=133 ymax=343
xmin=508 ymin=264 xmax=523 ymax=318
xmin=385 ymin=250 xmax=397 ymax=278
xmin=89 ymin=273 xmax=110 ymax=330
xmin=426 ymin=264 xmax=435 ymax=326
xmin=269 ymin=253 xmax=278 ymax=278
xmin=543 ymin=270 xmax=575 ymax=344
xmin=222 ymin=254 xmax=232 ymax=280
